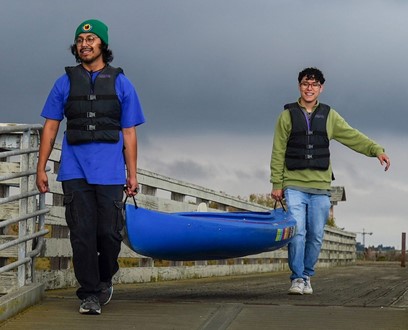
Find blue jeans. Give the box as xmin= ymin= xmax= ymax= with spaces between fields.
xmin=285 ymin=188 xmax=331 ymax=281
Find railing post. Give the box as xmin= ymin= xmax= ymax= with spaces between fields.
xmin=196 ymin=198 xmax=209 ymax=206
xmin=0 ymin=147 xmax=8 ymax=269
xmin=401 ymin=232 xmax=406 ymax=268
xmin=17 ymin=130 xmax=30 ymax=287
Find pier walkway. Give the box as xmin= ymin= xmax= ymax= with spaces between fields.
xmin=1 ymin=262 xmax=407 ymax=330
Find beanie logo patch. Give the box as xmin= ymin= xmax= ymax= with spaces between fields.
xmin=82 ymin=23 xmax=92 ymax=32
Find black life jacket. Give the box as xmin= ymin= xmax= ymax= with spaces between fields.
xmin=284 ymin=102 xmax=331 ymax=170
xmin=64 ymin=65 xmax=123 ymax=145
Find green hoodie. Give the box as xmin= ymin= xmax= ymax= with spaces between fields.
xmin=270 ymin=101 xmax=385 ymax=191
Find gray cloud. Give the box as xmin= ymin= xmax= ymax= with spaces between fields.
xmin=2 ymin=1 xmax=407 ymax=136
xmin=1 ymin=0 xmax=406 ymax=247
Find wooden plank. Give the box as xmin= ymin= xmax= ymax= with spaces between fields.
xmin=0 ymin=201 xmax=18 ymax=219
xmin=47 ymin=173 xmax=63 ymax=195
xmin=43 ymin=238 xmax=144 ymax=258
xmin=0 ymin=134 xmax=21 ymax=149
xmin=0 ymin=271 xmax=17 ymax=294
xmin=0 ymin=235 xmax=17 ymax=257
xmin=0 ymin=162 xmax=20 ymax=185
xmin=43 ymin=238 xmax=71 ymax=257
xmin=138 ymin=169 xmax=269 ymax=211
xmin=44 ymin=204 xmax=65 ymax=226
xmin=331 ymin=186 xmax=346 ymax=202
xmin=43 ymin=238 xmax=292 ymax=260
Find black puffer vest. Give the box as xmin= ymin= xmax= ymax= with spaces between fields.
xmin=284 ymin=102 xmax=331 ymax=170
xmin=64 ymin=65 xmax=123 ymax=145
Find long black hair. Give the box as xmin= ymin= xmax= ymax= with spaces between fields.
xmin=70 ymin=42 xmax=114 ymax=64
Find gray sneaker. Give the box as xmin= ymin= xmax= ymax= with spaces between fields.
xmin=79 ymin=295 xmax=101 ymax=315
xmin=288 ymin=278 xmax=305 ymax=295
xmin=99 ymin=282 xmax=113 ymax=306
xmin=303 ymin=277 xmax=313 ymax=295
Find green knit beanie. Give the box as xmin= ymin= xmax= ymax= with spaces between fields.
xmin=75 ymin=19 xmax=109 ymax=45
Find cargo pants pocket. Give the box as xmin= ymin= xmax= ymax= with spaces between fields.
xmin=63 ymin=193 xmax=78 ymax=229
xmin=113 ymin=200 xmax=125 ymax=238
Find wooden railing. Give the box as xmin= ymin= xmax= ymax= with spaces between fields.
xmin=0 ymin=126 xmax=356 ymax=293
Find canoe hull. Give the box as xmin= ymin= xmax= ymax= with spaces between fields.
xmin=124 ymin=205 xmax=296 ymax=261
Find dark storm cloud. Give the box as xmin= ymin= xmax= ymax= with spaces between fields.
xmin=1 ymin=0 xmax=407 ymax=137
xmin=148 ymin=157 xmax=216 ymax=183
xmin=1 ymin=0 xmax=406 ymax=247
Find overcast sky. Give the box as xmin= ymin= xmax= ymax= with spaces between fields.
xmin=1 ymin=0 xmax=406 ymax=248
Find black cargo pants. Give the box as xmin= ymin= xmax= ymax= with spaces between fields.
xmin=62 ymin=179 xmax=124 ymax=300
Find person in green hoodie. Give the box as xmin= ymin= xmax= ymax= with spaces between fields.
xmin=270 ymin=67 xmax=390 ymax=295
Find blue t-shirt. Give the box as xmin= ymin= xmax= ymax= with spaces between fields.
xmin=41 ymin=69 xmax=145 ymax=184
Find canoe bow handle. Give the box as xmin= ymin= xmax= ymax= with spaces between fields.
xmin=273 ymin=200 xmax=286 ymax=212
xmin=124 ymin=195 xmax=138 ymax=209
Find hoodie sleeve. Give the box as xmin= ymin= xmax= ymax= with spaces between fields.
xmin=328 ymin=109 xmax=385 ymax=157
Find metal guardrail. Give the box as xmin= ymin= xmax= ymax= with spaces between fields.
xmin=0 ymin=124 xmax=49 ymax=291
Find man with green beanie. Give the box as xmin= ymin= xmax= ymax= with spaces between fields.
xmin=36 ymin=19 xmax=145 ymax=315
xmin=75 ymin=19 xmax=109 ymax=45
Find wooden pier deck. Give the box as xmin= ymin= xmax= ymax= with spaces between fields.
xmin=1 ymin=262 xmax=407 ymax=330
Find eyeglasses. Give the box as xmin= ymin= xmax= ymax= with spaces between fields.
xmin=300 ymin=82 xmax=321 ymax=89
xmin=75 ymin=35 xmax=99 ymax=46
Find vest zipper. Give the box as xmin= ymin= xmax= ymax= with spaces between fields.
xmin=303 ymin=111 xmax=312 ymax=159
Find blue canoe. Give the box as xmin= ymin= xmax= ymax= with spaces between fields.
xmin=124 ymin=204 xmax=296 ymax=261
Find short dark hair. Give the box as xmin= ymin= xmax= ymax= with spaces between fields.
xmin=70 ymin=42 xmax=114 ymax=64
xmin=298 ymin=67 xmax=325 ymax=84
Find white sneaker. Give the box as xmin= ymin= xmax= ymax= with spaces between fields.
xmin=288 ymin=278 xmax=305 ymax=295
xmin=303 ymin=277 xmax=313 ymax=295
